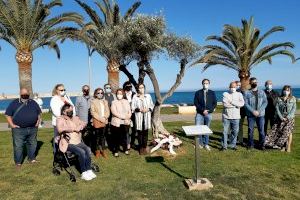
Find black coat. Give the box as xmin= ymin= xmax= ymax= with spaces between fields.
xmin=194 ymin=89 xmax=217 ymax=115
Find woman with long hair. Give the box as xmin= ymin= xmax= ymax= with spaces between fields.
xmin=265 ymin=85 xmax=297 ymax=152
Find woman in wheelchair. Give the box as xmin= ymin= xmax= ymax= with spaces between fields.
xmin=56 ymin=104 xmax=97 ymax=181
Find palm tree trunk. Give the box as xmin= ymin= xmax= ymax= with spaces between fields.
xmin=239 ymin=70 xmax=251 ymax=91
xmin=107 ymin=59 xmax=120 ymax=93
xmin=16 ymin=51 xmax=33 ymax=96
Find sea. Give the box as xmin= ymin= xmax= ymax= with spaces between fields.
xmin=1 ymin=88 xmax=300 ymax=111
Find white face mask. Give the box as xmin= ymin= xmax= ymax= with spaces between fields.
xmin=60 ymin=91 xmax=66 ymax=97
xmin=283 ymin=90 xmax=290 ymax=97
xmin=97 ymin=94 xmax=103 ymax=99
xmin=203 ymin=83 xmax=209 ymax=90
xmin=266 ymin=84 xmax=273 ymax=91
xmin=117 ymin=94 xmax=123 ymax=100
xmin=230 ymin=88 xmax=237 ymax=93
xmin=236 ymin=85 xmax=241 ymax=90
xmin=139 ymin=88 xmax=145 ymax=94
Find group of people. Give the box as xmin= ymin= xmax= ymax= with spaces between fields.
xmin=4 ymin=77 xmax=297 ymax=181
xmin=194 ymin=78 xmax=297 ymax=152
xmin=50 ymin=82 xmax=154 ymax=180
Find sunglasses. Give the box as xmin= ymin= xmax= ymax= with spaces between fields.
xmin=97 ymin=92 xmax=104 ymax=94
xmin=59 ymin=89 xmax=66 ymax=92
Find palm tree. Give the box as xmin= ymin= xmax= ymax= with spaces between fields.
xmin=193 ymin=17 xmax=297 ymax=91
xmin=0 ymin=0 xmax=82 ymax=96
xmin=75 ymin=0 xmax=141 ymax=92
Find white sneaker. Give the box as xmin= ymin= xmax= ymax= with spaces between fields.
xmin=204 ymin=145 xmax=211 ymax=151
xmin=87 ymin=170 xmax=97 ymax=179
xmin=199 ymin=144 xmax=204 ymax=149
xmin=81 ymin=171 xmax=93 ymax=181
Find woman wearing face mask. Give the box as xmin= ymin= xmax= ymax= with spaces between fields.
xmin=90 ymin=88 xmax=110 ymax=158
xmin=265 ymin=85 xmax=297 ymax=152
xmin=131 ymin=83 xmax=154 ymax=155
xmin=56 ymin=104 xmax=96 ymax=181
xmin=50 ymin=84 xmax=75 ymax=153
xmin=110 ymin=89 xmax=132 ymax=157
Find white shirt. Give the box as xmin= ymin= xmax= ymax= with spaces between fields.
xmin=50 ymin=95 xmax=76 ymax=126
xmin=222 ymin=91 xmax=245 ymax=119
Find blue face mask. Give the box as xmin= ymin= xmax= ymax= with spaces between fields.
xmin=105 ymin=88 xmax=111 ymax=93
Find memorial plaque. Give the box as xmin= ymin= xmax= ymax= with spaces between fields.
xmin=182 ymin=125 xmax=213 ymax=136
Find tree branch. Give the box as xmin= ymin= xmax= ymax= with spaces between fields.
xmin=144 ymin=61 xmax=162 ymax=104
xmin=161 ymin=59 xmax=187 ymax=102
xmin=119 ymin=64 xmax=138 ymax=88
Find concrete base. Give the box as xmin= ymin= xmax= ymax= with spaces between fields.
xmin=184 ymin=178 xmax=213 ymax=191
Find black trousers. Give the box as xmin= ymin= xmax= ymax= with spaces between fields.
xmin=130 ymin=115 xmax=137 ymax=146
xmin=264 ymin=115 xmax=276 ymax=134
xmin=94 ymin=127 xmax=106 ymax=151
xmin=137 ymin=129 xmax=148 ymax=149
xmin=111 ymin=125 xmax=130 ymax=153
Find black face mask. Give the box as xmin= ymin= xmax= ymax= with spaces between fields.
xmin=125 ymin=86 xmax=132 ymax=91
xmin=66 ymin=111 xmax=73 ymax=118
xmin=83 ymin=90 xmax=90 ymax=96
xmin=251 ymin=83 xmax=257 ymax=89
xmin=21 ymin=94 xmax=30 ymax=100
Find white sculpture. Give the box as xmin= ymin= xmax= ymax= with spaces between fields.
xmin=150 ymin=134 xmax=182 ymax=155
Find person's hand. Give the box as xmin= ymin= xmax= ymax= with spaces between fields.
xmin=253 ymin=111 xmax=259 ymax=117
xmin=141 ymin=108 xmax=148 ymax=113
xmin=282 ymin=118 xmax=287 ymax=122
xmin=11 ymin=124 xmax=20 ymax=128
xmin=203 ymin=110 xmax=209 ymax=116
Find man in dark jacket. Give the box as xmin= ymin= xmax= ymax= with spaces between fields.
xmin=264 ymin=80 xmax=279 ymax=133
xmin=194 ymin=79 xmax=217 ymax=151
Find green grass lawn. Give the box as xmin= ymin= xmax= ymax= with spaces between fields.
xmin=0 ymin=117 xmax=299 ymax=200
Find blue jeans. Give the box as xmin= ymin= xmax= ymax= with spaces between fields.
xmin=195 ymin=113 xmax=212 ymax=145
xmin=222 ymin=118 xmax=239 ymax=149
xmin=12 ymin=127 xmax=38 ymax=164
xmin=247 ymin=116 xmax=265 ymax=147
xmin=67 ymin=142 xmax=92 ymax=173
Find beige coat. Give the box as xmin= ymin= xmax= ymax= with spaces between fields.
xmin=111 ymin=99 xmax=132 ymax=127
xmin=56 ymin=116 xmax=87 ymax=151
xmin=90 ymin=98 xmax=110 ymax=124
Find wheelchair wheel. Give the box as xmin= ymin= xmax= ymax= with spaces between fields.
xmin=91 ymin=163 xmax=100 ymax=173
xmin=70 ymin=174 xmax=76 ymax=182
xmin=52 ymin=167 xmax=61 ymax=176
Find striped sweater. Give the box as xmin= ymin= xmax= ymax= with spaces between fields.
xmin=131 ymin=94 xmax=154 ymax=131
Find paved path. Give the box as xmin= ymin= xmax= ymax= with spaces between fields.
xmin=0 ymin=113 xmax=222 ymax=132
xmin=1 ymin=111 xmax=299 ymax=131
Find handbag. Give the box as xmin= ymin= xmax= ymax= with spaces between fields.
xmin=93 ymin=118 xmax=106 ymax=128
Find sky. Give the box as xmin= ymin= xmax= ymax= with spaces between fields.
xmin=0 ymin=0 xmax=300 ymax=95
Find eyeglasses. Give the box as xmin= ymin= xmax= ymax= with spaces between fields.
xmin=59 ymin=89 xmax=66 ymax=92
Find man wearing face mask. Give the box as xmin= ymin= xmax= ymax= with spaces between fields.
xmin=75 ymin=85 xmax=93 ymax=147
xmin=244 ymin=77 xmax=268 ymax=150
xmin=264 ymin=80 xmax=279 ymax=134
xmin=5 ymin=88 xmax=42 ymax=169
xmin=123 ymin=81 xmax=137 ymax=150
xmin=194 ymin=79 xmax=217 ymax=151
xmin=221 ymin=82 xmax=245 ymax=151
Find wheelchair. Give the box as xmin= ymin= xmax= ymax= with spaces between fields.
xmin=52 ymin=133 xmax=100 ymax=182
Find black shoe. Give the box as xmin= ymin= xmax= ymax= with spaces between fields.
xmin=259 ymin=146 xmax=266 ymax=151
xmin=232 ymin=147 xmax=238 ymax=151
xmin=247 ymin=146 xmax=254 ymax=150
xmin=220 ymin=147 xmax=227 ymax=151
xmin=52 ymin=167 xmax=61 ymax=176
